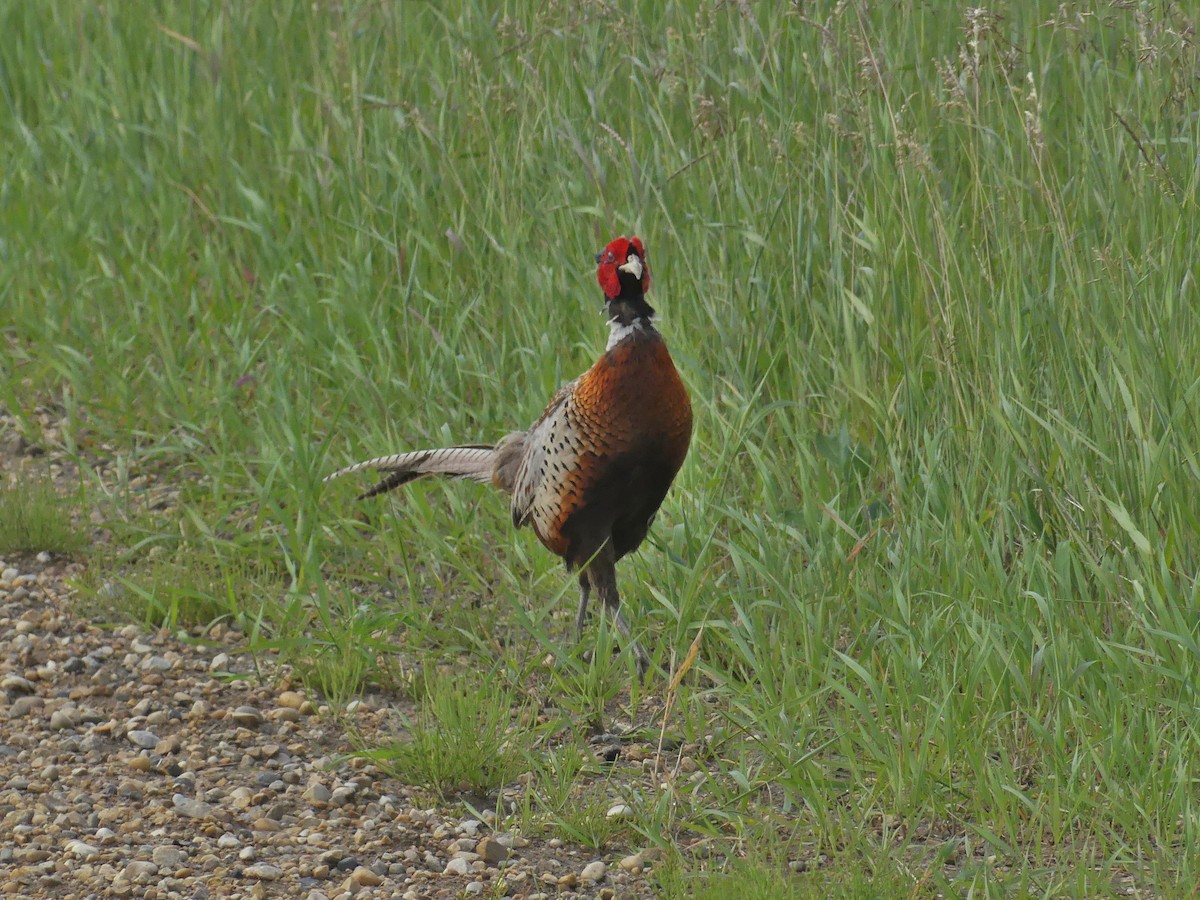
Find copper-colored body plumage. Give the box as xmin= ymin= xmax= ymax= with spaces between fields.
xmin=326 ymin=236 xmax=691 ymax=673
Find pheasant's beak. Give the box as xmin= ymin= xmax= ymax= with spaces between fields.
xmin=617 ymin=254 xmax=643 ymax=281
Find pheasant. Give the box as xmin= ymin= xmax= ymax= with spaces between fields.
xmin=325 ymin=236 xmax=692 ymax=673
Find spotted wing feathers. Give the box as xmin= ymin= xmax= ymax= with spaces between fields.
xmin=509 ymin=385 xmax=582 ymax=535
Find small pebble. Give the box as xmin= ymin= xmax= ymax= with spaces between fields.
xmin=9 ymin=696 xmax=41 ymax=717
xmin=152 ymin=846 xmax=188 ymax=868
xmin=619 ymin=852 xmax=644 ymax=871
xmin=278 ymin=691 xmax=305 ymax=709
xmin=476 ymin=836 xmax=511 ymax=865
xmin=49 ymin=709 xmax=75 ymax=731
xmin=96 ymin=582 xmax=124 ymax=601
xmin=66 ymin=840 xmax=99 ymax=860
xmin=443 ymin=857 xmax=471 ymax=876
xmin=172 ymin=794 xmax=213 ymax=819
xmin=348 ymin=866 xmax=383 ymax=887
xmin=229 ymin=787 xmax=254 ymax=808
xmin=1 ymin=675 xmax=35 ymax=693
xmin=304 ymin=783 xmax=332 ymax=804
xmin=124 ymin=860 xmax=159 ymax=883
xmin=243 ymin=863 xmax=283 ymax=881
xmin=127 ymin=730 xmax=160 ymax=749
xmin=231 ymin=705 xmax=263 ymax=727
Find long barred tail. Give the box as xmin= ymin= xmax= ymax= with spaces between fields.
xmin=324 ymin=445 xmax=497 ymax=500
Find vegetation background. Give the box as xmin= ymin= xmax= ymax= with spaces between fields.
xmin=4 ymin=0 xmax=1200 ymax=894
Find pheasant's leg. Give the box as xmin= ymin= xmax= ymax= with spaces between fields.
xmin=574 ymin=570 xmax=591 ymax=639
xmin=586 ymin=546 xmax=650 ymax=676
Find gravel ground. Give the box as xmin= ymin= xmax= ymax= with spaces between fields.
xmin=0 ymin=420 xmax=664 ymax=899
xmin=0 ymin=552 xmax=661 ymax=899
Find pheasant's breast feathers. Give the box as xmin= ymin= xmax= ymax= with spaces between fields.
xmin=511 ymin=329 xmax=692 ymax=559
xmin=572 ymin=334 xmax=693 ymax=461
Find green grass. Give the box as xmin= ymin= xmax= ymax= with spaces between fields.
xmin=5 ymin=0 xmax=1200 ymax=891
xmin=365 ymin=672 xmax=531 ymax=797
xmin=656 ymin=846 xmax=926 ymax=900
xmin=0 ymin=476 xmax=87 ymax=556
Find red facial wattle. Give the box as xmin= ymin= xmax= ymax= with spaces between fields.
xmin=595 ymin=236 xmax=650 ymax=299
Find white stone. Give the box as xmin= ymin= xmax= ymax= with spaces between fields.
xmin=244 ymin=863 xmax=283 ymax=881
xmin=443 ymin=857 xmax=472 ymax=876
xmin=66 ymin=840 xmax=100 ymax=859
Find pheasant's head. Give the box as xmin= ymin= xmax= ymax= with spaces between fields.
xmin=595 ymin=236 xmax=650 ymax=300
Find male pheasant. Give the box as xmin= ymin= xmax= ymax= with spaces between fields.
xmin=325 ymin=236 xmax=692 ymax=673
